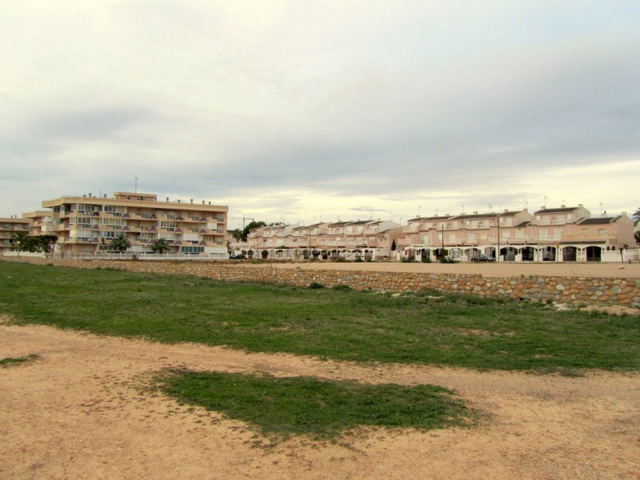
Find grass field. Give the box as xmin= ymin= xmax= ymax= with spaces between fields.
xmin=2 ymin=261 xmax=638 ymax=438
xmin=2 ymin=261 xmax=638 ymax=372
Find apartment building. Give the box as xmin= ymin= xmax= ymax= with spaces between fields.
xmin=22 ymin=210 xmax=54 ymax=237
xmin=41 ymin=192 xmax=228 ymax=255
xmin=399 ymin=205 xmax=635 ymax=262
xmin=0 ymin=217 xmax=30 ymax=253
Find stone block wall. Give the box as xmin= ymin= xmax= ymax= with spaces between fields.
xmin=2 ymin=256 xmax=639 ymax=308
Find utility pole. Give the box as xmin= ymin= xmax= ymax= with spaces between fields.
xmin=496 ymin=213 xmax=500 ymax=262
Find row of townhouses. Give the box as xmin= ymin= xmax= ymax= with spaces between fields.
xmin=1 ymin=191 xmax=637 ymax=263
xmin=231 ymin=204 xmax=637 ymax=263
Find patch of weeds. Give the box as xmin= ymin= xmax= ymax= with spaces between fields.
xmin=153 ymin=370 xmax=475 ymax=441
xmin=308 ymin=282 xmax=325 ymax=289
xmin=1 ymin=354 xmax=40 ymax=368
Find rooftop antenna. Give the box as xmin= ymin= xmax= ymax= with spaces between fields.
xmin=134 ymin=176 xmax=138 ymax=193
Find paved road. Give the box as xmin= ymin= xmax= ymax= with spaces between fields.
xmin=270 ymin=261 xmax=640 ymax=278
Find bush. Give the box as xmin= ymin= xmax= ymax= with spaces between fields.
xmin=308 ymin=282 xmax=325 ymax=289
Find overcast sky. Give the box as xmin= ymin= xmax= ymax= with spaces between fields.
xmin=1 ymin=1 xmax=638 ymax=229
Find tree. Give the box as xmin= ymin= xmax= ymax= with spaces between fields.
xmin=238 ymin=220 xmax=267 ymax=242
xmin=635 ymin=230 xmax=640 ymax=246
xmin=633 ymin=208 xmax=640 ymax=225
xmin=38 ymin=234 xmax=58 ymax=253
xmin=150 ymin=238 xmax=171 ymax=254
xmin=231 ymin=229 xmax=244 ymax=242
xmin=110 ymin=233 xmax=131 ymax=253
xmin=10 ymin=232 xmax=29 ymax=251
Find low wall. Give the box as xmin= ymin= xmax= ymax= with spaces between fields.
xmin=3 ymin=256 xmax=639 ymax=308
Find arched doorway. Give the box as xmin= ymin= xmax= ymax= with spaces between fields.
xmin=586 ymin=246 xmax=602 ymax=262
xmin=542 ymin=246 xmax=557 ymax=261
xmin=562 ymin=246 xmax=577 ymax=262
xmin=500 ymin=246 xmax=517 ymax=261
xmin=521 ymin=246 xmax=534 ymax=261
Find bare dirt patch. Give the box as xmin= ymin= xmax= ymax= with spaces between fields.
xmin=2 ymin=323 xmax=639 ymax=480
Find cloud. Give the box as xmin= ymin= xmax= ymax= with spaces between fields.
xmin=0 ymin=1 xmax=639 ymax=223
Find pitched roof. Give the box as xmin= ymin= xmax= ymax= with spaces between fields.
xmin=577 ymin=216 xmax=620 ymax=225
xmin=534 ymin=207 xmax=579 ymax=214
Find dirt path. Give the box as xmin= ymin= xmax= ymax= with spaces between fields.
xmin=2 ymin=321 xmax=639 ymax=480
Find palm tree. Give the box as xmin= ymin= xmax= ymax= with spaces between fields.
xmin=150 ymin=238 xmax=171 ymax=254
xmin=10 ymin=232 xmax=30 ymax=251
xmin=110 ymin=233 xmax=131 ymax=253
xmin=633 ymin=208 xmax=640 ymax=225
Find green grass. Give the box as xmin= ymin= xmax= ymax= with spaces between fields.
xmin=1 ymin=261 xmax=639 ymax=372
xmin=0 ymin=354 xmax=40 ymax=367
xmin=154 ymin=370 xmax=472 ymax=439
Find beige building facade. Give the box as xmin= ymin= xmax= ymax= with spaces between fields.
xmin=398 ymin=205 xmax=636 ymax=263
xmin=0 ymin=217 xmax=31 ymax=253
xmin=41 ymin=192 xmax=228 ymax=256
xmin=241 ymin=220 xmax=401 ymax=260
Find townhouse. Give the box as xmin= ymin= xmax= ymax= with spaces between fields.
xmin=398 ymin=205 xmax=635 ymax=262
xmin=243 ymin=220 xmax=401 ymax=260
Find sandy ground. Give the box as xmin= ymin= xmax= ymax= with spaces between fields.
xmin=2 ymin=316 xmax=640 ymax=480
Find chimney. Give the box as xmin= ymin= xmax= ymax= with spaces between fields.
xmin=166 ymin=197 xmax=169 ymax=202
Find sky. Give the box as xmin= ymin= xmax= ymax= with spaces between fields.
xmin=1 ymin=1 xmax=639 ymax=230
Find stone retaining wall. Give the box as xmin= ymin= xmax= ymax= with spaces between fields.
xmin=3 ymin=256 xmax=639 ymax=308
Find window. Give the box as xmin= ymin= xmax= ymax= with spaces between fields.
xmin=102 ymin=218 xmax=124 ymax=228
xmin=181 ymin=246 xmax=204 ymax=254
xmin=75 ymin=217 xmax=93 ymax=227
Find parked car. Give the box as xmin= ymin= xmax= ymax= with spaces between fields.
xmin=471 ymin=254 xmax=495 ymax=262
xmin=229 ymin=254 xmax=246 ymax=260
